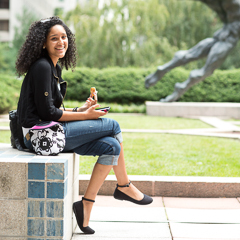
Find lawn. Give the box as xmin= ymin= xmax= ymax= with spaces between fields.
xmin=102 ymin=113 xmax=211 ymax=130
xmin=1 ymin=114 xmax=240 ymax=177
xmin=79 ymin=133 xmax=240 ymax=177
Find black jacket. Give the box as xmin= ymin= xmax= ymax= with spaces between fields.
xmin=17 ymin=55 xmax=67 ymax=128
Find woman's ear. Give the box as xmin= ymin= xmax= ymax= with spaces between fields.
xmin=43 ymin=45 xmax=46 ymax=49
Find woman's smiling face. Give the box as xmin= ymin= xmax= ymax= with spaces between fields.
xmin=44 ymin=24 xmax=68 ymax=66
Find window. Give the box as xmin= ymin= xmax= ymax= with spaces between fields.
xmin=0 ymin=20 xmax=9 ymax=31
xmin=0 ymin=0 xmax=9 ymax=9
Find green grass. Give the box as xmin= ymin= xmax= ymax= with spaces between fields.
xmin=2 ymin=114 xmax=240 ymax=177
xmin=0 ymin=131 xmax=10 ymax=143
xmin=0 ymin=122 xmax=10 ymax=126
xmin=102 ymin=113 xmax=211 ymax=129
xmin=80 ymin=133 xmax=240 ymax=177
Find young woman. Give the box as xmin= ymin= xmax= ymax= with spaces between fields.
xmin=16 ymin=16 xmax=153 ymax=234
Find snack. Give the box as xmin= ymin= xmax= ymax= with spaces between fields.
xmin=90 ymin=87 xmax=98 ymax=100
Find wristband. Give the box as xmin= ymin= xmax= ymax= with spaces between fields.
xmin=72 ymin=107 xmax=78 ymax=112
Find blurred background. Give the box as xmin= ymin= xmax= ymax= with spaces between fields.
xmin=1 ymin=0 xmax=240 ymax=113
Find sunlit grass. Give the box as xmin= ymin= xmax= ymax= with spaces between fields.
xmin=103 ymin=113 xmax=211 ymax=130
xmin=79 ymin=133 xmax=240 ymax=177
xmin=1 ymin=113 xmax=240 ymax=177
xmin=0 ymin=131 xmax=10 ymax=143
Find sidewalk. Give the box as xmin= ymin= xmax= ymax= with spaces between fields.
xmin=72 ymin=196 xmax=240 ymax=240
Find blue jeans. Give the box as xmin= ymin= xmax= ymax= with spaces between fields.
xmin=62 ymin=118 xmax=122 ymax=165
xmin=24 ymin=118 xmax=123 ymax=166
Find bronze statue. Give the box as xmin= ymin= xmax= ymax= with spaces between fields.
xmin=145 ymin=0 xmax=240 ymax=102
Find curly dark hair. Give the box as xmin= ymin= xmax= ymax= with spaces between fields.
xmin=16 ymin=16 xmax=77 ymax=76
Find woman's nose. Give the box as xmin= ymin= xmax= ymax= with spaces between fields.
xmin=58 ymin=38 xmax=63 ymax=44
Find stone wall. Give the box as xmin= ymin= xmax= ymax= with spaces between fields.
xmin=0 ymin=144 xmax=79 ymax=240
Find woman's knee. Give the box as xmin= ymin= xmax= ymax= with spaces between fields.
xmin=97 ymin=138 xmax=121 ymax=166
xmin=101 ymin=137 xmax=121 ymax=156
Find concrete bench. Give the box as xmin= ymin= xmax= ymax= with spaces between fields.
xmin=0 ymin=143 xmax=79 ymax=240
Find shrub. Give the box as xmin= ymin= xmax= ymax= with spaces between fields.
xmin=0 ymin=75 xmax=22 ymax=114
xmin=1 ymin=67 xmax=240 ymax=114
xmin=63 ymin=67 xmax=240 ymax=104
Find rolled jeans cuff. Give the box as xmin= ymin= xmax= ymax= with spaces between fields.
xmin=114 ymin=132 xmax=123 ymax=144
xmin=97 ymin=154 xmax=119 ymax=166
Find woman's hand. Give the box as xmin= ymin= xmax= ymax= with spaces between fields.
xmin=59 ymin=104 xmax=107 ymax=122
xmin=78 ymin=95 xmax=97 ymax=112
xmin=84 ymin=104 xmax=107 ymax=119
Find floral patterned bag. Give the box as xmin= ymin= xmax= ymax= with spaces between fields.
xmin=29 ymin=121 xmax=65 ymax=156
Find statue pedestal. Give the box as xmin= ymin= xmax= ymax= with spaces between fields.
xmin=146 ymin=101 xmax=240 ymax=119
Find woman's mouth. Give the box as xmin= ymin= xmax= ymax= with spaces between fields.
xmin=56 ymin=47 xmax=65 ymax=51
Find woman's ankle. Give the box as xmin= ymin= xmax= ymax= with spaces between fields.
xmin=82 ymin=200 xmax=94 ymax=227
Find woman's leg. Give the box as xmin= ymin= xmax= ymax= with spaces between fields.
xmin=113 ymin=143 xmax=144 ymax=201
xmin=80 ymin=142 xmax=143 ymax=228
xmin=83 ymin=163 xmax=112 ymax=227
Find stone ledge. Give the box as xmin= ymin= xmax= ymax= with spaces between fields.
xmin=0 ymin=144 xmax=79 ymax=240
xmin=79 ymin=175 xmax=240 ymax=198
xmin=146 ymin=101 xmax=240 ymax=118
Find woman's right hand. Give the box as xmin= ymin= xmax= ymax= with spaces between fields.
xmin=84 ymin=104 xmax=108 ymax=119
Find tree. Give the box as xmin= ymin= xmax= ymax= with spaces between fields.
xmin=64 ymin=0 xmax=223 ymax=69
xmin=65 ymin=0 xmax=174 ymax=68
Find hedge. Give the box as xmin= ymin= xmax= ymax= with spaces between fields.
xmin=63 ymin=67 xmax=240 ymax=104
xmin=1 ymin=67 xmax=240 ymax=114
xmin=0 ymin=75 xmax=22 ymax=114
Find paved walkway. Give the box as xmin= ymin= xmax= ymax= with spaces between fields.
xmin=72 ymin=195 xmax=240 ymax=240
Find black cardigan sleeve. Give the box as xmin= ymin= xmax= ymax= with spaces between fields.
xmin=31 ymin=60 xmax=63 ymax=121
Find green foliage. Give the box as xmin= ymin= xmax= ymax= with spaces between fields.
xmin=0 ymin=7 xmax=38 ymax=75
xmin=2 ymin=67 xmax=240 ymax=114
xmin=2 ymin=1 xmax=240 ymax=72
xmin=64 ymin=0 xmax=227 ymax=69
xmin=13 ymin=7 xmax=39 ymax=54
xmin=64 ymin=0 xmax=177 ymax=68
xmin=0 ymin=75 xmax=22 ymax=113
xmin=63 ymin=67 xmax=240 ymax=104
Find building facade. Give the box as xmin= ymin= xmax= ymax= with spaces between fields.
xmin=0 ymin=0 xmax=83 ymax=42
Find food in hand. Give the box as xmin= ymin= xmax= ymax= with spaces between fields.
xmin=90 ymin=87 xmax=98 ymax=100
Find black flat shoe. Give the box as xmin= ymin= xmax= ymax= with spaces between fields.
xmin=113 ymin=181 xmax=153 ymax=205
xmin=73 ymin=197 xmax=95 ymax=234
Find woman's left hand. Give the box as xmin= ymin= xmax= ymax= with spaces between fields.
xmin=78 ymin=96 xmax=97 ymax=112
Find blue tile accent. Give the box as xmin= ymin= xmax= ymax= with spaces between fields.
xmin=27 ymin=219 xmax=44 ymax=236
xmin=46 ymin=239 xmax=63 ymax=240
xmin=28 ymin=181 xmax=45 ymax=198
xmin=47 ymin=182 xmax=64 ymax=199
xmin=47 ymin=220 xmax=63 ymax=236
xmin=28 ymin=238 xmax=45 ymax=240
xmin=28 ymin=163 xmax=45 ymax=180
xmin=28 ymin=200 xmax=45 ymax=217
xmin=46 ymin=201 xmax=64 ymax=218
xmin=47 ymin=163 xmax=65 ymax=180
